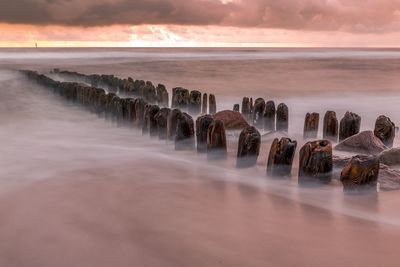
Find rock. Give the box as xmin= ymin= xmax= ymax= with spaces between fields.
xmin=209 ymin=94 xmax=217 ymax=114
xmin=340 ymin=155 xmax=379 ymax=192
xmin=156 ymin=84 xmax=169 ymax=107
xmin=323 ymin=111 xmax=338 ymax=142
xmin=241 ymin=97 xmax=252 ymax=121
xmin=379 ymin=148 xmax=400 ymax=166
xmin=172 ymin=87 xmax=189 ymax=110
xmin=167 ymin=109 xmax=182 ymax=140
xmin=207 ymin=120 xmax=227 ymax=159
xmin=212 ymin=110 xmax=250 ymax=130
xmin=267 ymin=138 xmax=297 ymax=177
xmin=253 ymin=98 xmax=266 ymax=129
xmin=202 ymin=93 xmax=208 ymax=114
xmin=303 ymin=112 xmax=319 ymax=139
xmin=155 ymin=107 xmax=171 ymax=140
xmin=335 ymin=131 xmax=387 ymax=154
xmin=189 ymin=90 xmax=202 ymax=115
xmin=175 ymin=113 xmax=195 ymax=150
xmin=142 ymin=105 xmax=160 ymax=136
xmin=276 ymin=103 xmax=289 ymax=132
xmin=233 ymin=104 xmax=240 ymax=112
xmin=339 ymin=111 xmax=361 ymax=142
xmin=196 ymin=114 xmax=214 ymax=153
xmin=374 ymin=115 xmax=395 ymax=148
xmin=298 ymin=140 xmax=333 ymax=185
xmin=236 ymin=126 xmax=261 ymax=168
xmin=263 ymin=100 xmax=276 ymax=131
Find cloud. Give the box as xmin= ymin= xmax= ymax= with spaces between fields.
xmin=1 ymin=0 xmax=400 ymax=32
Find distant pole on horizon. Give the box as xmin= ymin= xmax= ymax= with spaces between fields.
xmin=35 ymin=42 xmax=38 ymax=48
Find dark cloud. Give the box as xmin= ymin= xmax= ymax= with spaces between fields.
xmin=1 ymin=0 xmax=400 ymax=32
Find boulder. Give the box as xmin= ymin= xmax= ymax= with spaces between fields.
xmin=263 ymin=100 xmax=276 ymax=131
xmin=379 ymin=148 xmax=400 ymax=166
xmin=236 ymin=126 xmax=261 ymax=168
xmin=196 ymin=114 xmax=214 ymax=153
xmin=374 ymin=115 xmax=395 ymax=148
xmin=207 ymin=120 xmax=227 ymax=159
xmin=267 ymin=137 xmax=297 ymax=177
xmin=209 ymin=94 xmax=217 ymax=114
xmin=212 ymin=110 xmax=250 ymax=130
xmin=303 ymin=112 xmax=319 ymax=139
xmin=335 ymin=131 xmax=387 ymax=154
xmin=340 ymin=155 xmax=379 ymax=192
xmin=298 ymin=140 xmax=333 ymax=185
xmin=175 ymin=113 xmax=195 ymax=150
xmin=339 ymin=111 xmax=361 ymax=142
xmin=323 ymin=111 xmax=338 ymax=142
xmin=276 ymin=103 xmax=289 ymax=132
xmin=253 ymin=98 xmax=266 ymax=129
xmin=189 ymin=90 xmax=202 ymax=115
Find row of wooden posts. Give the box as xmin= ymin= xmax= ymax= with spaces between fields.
xmin=23 ymin=70 xmax=395 ymax=192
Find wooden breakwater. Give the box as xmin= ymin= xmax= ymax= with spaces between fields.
xmin=22 ymin=69 xmax=398 ymax=193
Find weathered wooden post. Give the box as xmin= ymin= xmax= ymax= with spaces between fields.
xmin=189 ymin=90 xmax=202 ymax=115
xmin=263 ymin=100 xmax=276 ymax=131
xmin=142 ymin=81 xmax=157 ymax=104
xmin=253 ymin=98 xmax=266 ymax=129
xmin=202 ymin=93 xmax=208 ymax=114
xmin=172 ymin=87 xmax=189 ymax=110
xmin=167 ymin=108 xmax=182 ymax=140
xmin=209 ymin=94 xmax=217 ymax=114
xmin=233 ymin=104 xmax=240 ymax=112
xmin=303 ymin=112 xmax=319 ymax=139
xmin=241 ymin=97 xmax=251 ymax=121
xmin=298 ymin=140 xmax=333 ymax=185
xmin=339 ymin=111 xmax=361 ymax=142
xmin=207 ymin=120 xmax=227 ymax=159
xmin=175 ymin=113 xmax=195 ymax=150
xmin=196 ymin=114 xmax=214 ymax=153
xmin=323 ymin=111 xmax=338 ymax=142
xmin=134 ymin=98 xmax=147 ymax=127
xmin=236 ymin=126 xmax=261 ymax=168
xmin=374 ymin=115 xmax=395 ymax=148
xmin=156 ymin=84 xmax=169 ymax=107
xmin=143 ymin=104 xmax=161 ymax=136
xmin=340 ymin=155 xmax=379 ymax=192
xmin=267 ymin=138 xmax=297 ymax=177
xmin=155 ymin=107 xmax=171 ymax=140
xmin=276 ymin=103 xmax=289 ymax=132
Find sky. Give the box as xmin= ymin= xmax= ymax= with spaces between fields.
xmin=1 ymin=0 xmax=400 ymax=47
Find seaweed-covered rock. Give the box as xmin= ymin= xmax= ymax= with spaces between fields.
xmin=253 ymin=98 xmax=266 ymax=129
xmin=189 ymin=90 xmax=202 ymax=115
xmin=175 ymin=113 xmax=195 ymax=150
xmin=264 ymin=100 xmax=276 ymax=131
xmin=303 ymin=112 xmax=319 ymax=139
xmin=340 ymin=155 xmax=379 ymax=192
xmin=323 ymin=111 xmax=338 ymax=142
xmin=298 ymin=140 xmax=333 ymax=185
xmin=209 ymin=94 xmax=217 ymax=114
xmin=212 ymin=110 xmax=249 ymax=130
xmin=196 ymin=114 xmax=214 ymax=153
xmin=207 ymin=120 xmax=227 ymax=159
xmin=374 ymin=115 xmax=395 ymax=148
xmin=236 ymin=126 xmax=261 ymax=168
xmin=276 ymin=103 xmax=289 ymax=132
xmin=267 ymin=138 xmax=297 ymax=177
xmin=155 ymin=107 xmax=171 ymax=140
xmin=335 ymin=131 xmax=387 ymax=155
xmin=339 ymin=111 xmax=361 ymax=142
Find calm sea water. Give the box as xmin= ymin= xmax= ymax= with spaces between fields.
xmin=1 ymin=48 xmax=400 ymax=266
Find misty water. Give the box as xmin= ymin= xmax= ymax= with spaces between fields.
xmin=1 ymin=48 xmax=400 ymax=266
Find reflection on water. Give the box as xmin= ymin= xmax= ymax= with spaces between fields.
xmin=1 ymin=48 xmax=400 ymax=266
